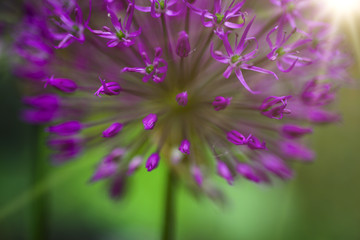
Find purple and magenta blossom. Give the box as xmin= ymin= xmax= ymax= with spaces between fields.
xmin=266 ymin=21 xmax=312 ymax=72
xmin=48 ymin=120 xmax=82 ymax=136
xmin=301 ymin=79 xmax=335 ymax=106
xmin=191 ymin=165 xmax=203 ymax=186
xmin=94 ymin=77 xmax=122 ymax=97
xmin=186 ymin=0 xmax=246 ymax=38
xmin=179 ymin=139 xmax=190 ymax=154
xmin=146 ymin=152 xmax=160 ymax=171
xmin=47 ymin=0 xmax=87 ymax=48
xmin=12 ymin=0 xmax=350 ymax=195
xmin=44 ymin=75 xmax=78 ymax=93
xmin=260 ymin=153 xmax=293 ymax=180
xmin=102 ymin=122 xmax=123 ymax=138
xmin=127 ymin=156 xmax=143 ymax=175
xmin=89 ymin=4 xmax=141 ymax=48
xmin=211 ymin=17 xmax=278 ymax=93
xmin=142 ymin=113 xmax=158 ymax=130
xmin=176 ymin=31 xmax=191 ymax=58
xmin=134 ymin=0 xmax=183 ymax=18
xmin=176 ymin=91 xmax=188 ymax=106
xmin=122 ymin=47 xmax=168 ymax=83
xmin=259 ymin=96 xmax=292 ymax=120
xmin=281 ymin=124 xmax=312 ymax=139
xmin=217 ymin=161 xmax=233 ymax=185
xmin=212 ymin=96 xmax=231 ymax=111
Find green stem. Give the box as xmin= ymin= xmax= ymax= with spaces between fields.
xmin=30 ymin=125 xmax=49 ymax=240
xmin=161 ymin=169 xmax=177 ymax=240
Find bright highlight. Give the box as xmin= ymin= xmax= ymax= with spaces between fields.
xmin=321 ymin=0 xmax=360 ymax=15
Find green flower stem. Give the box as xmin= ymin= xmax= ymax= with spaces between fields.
xmin=161 ymin=169 xmax=177 ymax=240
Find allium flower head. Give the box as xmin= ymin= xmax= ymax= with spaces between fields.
xmin=12 ymin=0 xmax=351 ymax=198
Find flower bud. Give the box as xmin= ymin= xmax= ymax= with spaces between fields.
xmin=191 ymin=165 xmax=203 ymax=186
xmin=142 ymin=113 xmax=158 ymax=130
xmin=176 ymin=31 xmax=190 ymax=58
xmin=127 ymin=156 xmax=143 ymax=175
xmin=91 ymin=161 xmax=118 ymax=182
xmin=94 ymin=77 xmax=122 ymax=97
xmin=212 ymin=96 xmax=232 ymax=111
xmin=102 ymin=122 xmax=123 ymax=138
xmin=259 ymin=96 xmax=292 ymax=119
xmin=217 ymin=161 xmax=234 ymax=185
xmin=179 ymin=139 xmax=190 ymax=154
xmin=246 ymin=135 xmax=266 ymax=150
xmin=23 ymin=94 xmax=60 ymax=110
xmin=146 ymin=152 xmax=160 ymax=172
xmin=307 ymin=109 xmax=340 ymax=123
xmin=260 ymin=154 xmax=293 ymax=180
xmin=280 ymin=141 xmax=315 ymax=161
xmin=281 ymin=124 xmax=312 ymax=139
xmin=301 ymin=79 xmax=335 ymax=106
xmin=45 ymin=76 xmax=77 ymax=93
xmin=176 ymin=91 xmax=188 ymax=106
xmin=227 ymin=130 xmax=246 ymax=145
xmin=48 ymin=121 xmax=82 ymax=136
xmin=23 ymin=109 xmax=56 ymax=124
xmin=236 ymin=163 xmax=263 ymax=183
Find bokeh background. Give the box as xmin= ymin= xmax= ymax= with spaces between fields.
xmin=1 ymin=1 xmax=360 ymax=240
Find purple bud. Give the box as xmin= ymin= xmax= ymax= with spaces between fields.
xmin=142 ymin=113 xmax=158 ymax=130
xmin=103 ymin=148 xmax=126 ymax=164
xmin=246 ymin=135 xmax=266 ymax=150
xmin=23 ymin=109 xmax=57 ymax=124
xmin=48 ymin=137 xmax=82 ymax=164
xmin=91 ymin=161 xmax=118 ymax=182
xmin=259 ymin=96 xmax=292 ymax=119
xmin=109 ymin=175 xmax=127 ymax=200
xmin=212 ymin=96 xmax=232 ymax=111
xmin=307 ymin=109 xmax=340 ymax=123
xmin=179 ymin=139 xmax=190 ymax=154
xmin=176 ymin=31 xmax=191 ymax=58
xmin=261 ymin=154 xmax=293 ymax=180
xmin=146 ymin=152 xmax=160 ymax=172
xmin=227 ymin=130 xmax=247 ymax=145
xmin=102 ymin=122 xmax=123 ymax=138
xmin=281 ymin=124 xmax=313 ymax=139
xmin=48 ymin=121 xmax=82 ymax=136
xmin=45 ymin=76 xmax=77 ymax=93
xmin=176 ymin=91 xmax=188 ymax=106
xmin=23 ymin=94 xmax=60 ymax=110
xmin=280 ymin=141 xmax=315 ymax=161
xmin=94 ymin=77 xmax=122 ymax=97
xmin=127 ymin=156 xmax=143 ymax=175
xmin=217 ymin=161 xmax=234 ymax=185
xmin=236 ymin=163 xmax=263 ymax=183
xmin=191 ymin=165 xmax=203 ymax=186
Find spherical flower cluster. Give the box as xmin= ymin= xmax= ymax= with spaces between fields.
xmin=13 ymin=0 xmax=350 ymax=198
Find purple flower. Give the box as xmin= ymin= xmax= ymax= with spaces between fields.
xmin=48 ymin=120 xmax=82 ymax=136
xmin=186 ymin=0 xmax=246 ymax=38
xmin=266 ymin=20 xmax=312 ymax=72
xmin=211 ymin=17 xmax=278 ymax=93
xmin=142 ymin=113 xmax=158 ymax=130
xmin=122 ymin=47 xmax=168 ymax=83
xmin=12 ymin=0 xmax=349 ymax=198
xmin=44 ymin=75 xmax=77 ymax=93
xmin=259 ymin=96 xmax=292 ymax=120
xmin=89 ymin=4 xmax=141 ymax=48
xmin=146 ymin=152 xmax=160 ymax=172
xmin=176 ymin=31 xmax=191 ymax=58
xmin=217 ymin=161 xmax=233 ymax=185
xmin=102 ymin=122 xmax=123 ymax=138
xmin=134 ymin=0 xmax=183 ymax=18
xmin=179 ymin=139 xmax=190 ymax=154
xmin=94 ymin=77 xmax=122 ymax=97
xmin=212 ymin=96 xmax=231 ymax=111
xmin=176 ymin=91 xmax=188 ymax=106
